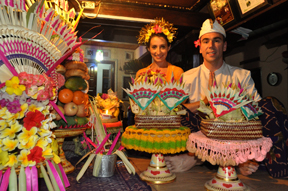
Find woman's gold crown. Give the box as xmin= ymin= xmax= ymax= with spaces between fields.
xmin=137 ymin=18 xmax=177 ymax=45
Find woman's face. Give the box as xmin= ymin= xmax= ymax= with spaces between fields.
xmin=148 ymin=36 xmax=170 ymax=64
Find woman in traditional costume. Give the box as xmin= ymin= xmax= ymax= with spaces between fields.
xmin=135 ymin=18 xmax=184 ymax=82
xmin=127 ymin=18 xmax=184 ymax=126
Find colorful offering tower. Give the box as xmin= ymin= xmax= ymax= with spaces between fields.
xmin=122 ymin=71 xmax=190 ymax=183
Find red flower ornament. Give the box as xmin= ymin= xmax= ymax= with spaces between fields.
xmin=194 ymin=39 xmax=200 ymax=48
xmin=27 ymin=146 xmax=45 ymax=163
xmin=23 ymin=110 xmax=45 ymax=130
xmin=153 ymin=24 xmax=162 ymax=34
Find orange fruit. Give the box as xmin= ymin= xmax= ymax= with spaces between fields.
xmin=58 ymin=89 xmax=74 ymax=103
xmin=73 ymin=91 xmax=85 ymax=105
xmin=83 ymin=93 xmax=89 ymax=105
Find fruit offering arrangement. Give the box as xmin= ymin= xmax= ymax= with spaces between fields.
xmin=53 ymin=49 xmax=90 ymax=129
xmin=95 ymin=89 xmax=123 ymax=121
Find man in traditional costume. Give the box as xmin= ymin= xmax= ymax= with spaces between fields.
xmin=165 ymin=19 xmax=262 ymax=176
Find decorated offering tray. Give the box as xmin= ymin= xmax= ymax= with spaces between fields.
xmin=56 ymin=124 xmax=88 ymax=130
xmin=135 ymin=115 xmax=182 ymax=129
xmin=122 ymin=126 xmax=190 ymax=154
xmin=200 ymin=120 xmax=263 ymax=140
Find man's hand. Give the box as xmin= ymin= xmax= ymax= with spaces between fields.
xmin=238 ymin=160 xmax=259 ymax=176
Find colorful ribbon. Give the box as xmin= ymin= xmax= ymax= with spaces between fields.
xmin=0 ymin=167 xmax=10 ymax=191
xmin=95 ymin=133 xmax=111 ymax=154
xmin=107 ymin=129 xmax=121 ymax=155
xmin=25 ymin=167 xmax=32 ymax=191
xmin=31 ymin=166 xmax=38 ymax=191
xmin=58 ymin=163 xmax=70 ymax=188
xmin=47 ymin=160 xmax=66 ymax=191
xmin=0 ymin=170 xmax=2 ymax=185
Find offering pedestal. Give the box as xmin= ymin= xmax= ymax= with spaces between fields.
xmin=122 ymin=126 xmax=190 ymax=184
xmin=187 ymin=131 xmax=273 ymax=191
xmin=140 ymin=154 xmax=176 ymax=184
xmin=205 ymin=166 xmax=250 ymax=191
xmin=53 ymin=126 xmax=87 ymax=174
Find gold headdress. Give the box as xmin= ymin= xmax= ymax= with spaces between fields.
xmin=137 ymin=18 xmax=177 ymax=45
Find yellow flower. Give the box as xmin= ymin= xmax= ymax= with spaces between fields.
xmin=0 ymin=119 xmax=8 ymax=131
xmin=38 ymin=128 xmax=52 ymax=138
xmin=0 ymin=107 xmax=7 ymax=118
xmin=50 ymin=138 xmax=59 ymax=155
xmin=2 ymin=110 xmax=20 ymax=125
xmin=5 ymin=154 xmax=18 ymax=167
xmin=51 ymin=88 xmax=57 ymax=100
xmin=35 ymin=138 xmax=49 ymax=149
xmin=17 ymin=127 xmax=37 ymax=145
xmin=2 ymin=137 xmax=18 ymax=151
xmin=18 ymin=135 xmax=38 ymax=150
xmin=52 ymin=153 xmax=61 ymax=164
xmin=167 ymin=33 xmax=174 ymax=43
xmin=28 ymin=104 xmax=44 ymax=112
xmin=0 ymin=121 xmax=22 ymax=139
xmin=5 ymin=76 xmax=26 ymax=96
xmin=41 ymin=118 xmax=52 ymax=130
xmin=19 ymin=103 xmax=28 ymax=118
xmin=0 ymin=148 xmax=9 ymax=166
xmin=17 ymin=150 xmax=33 ymax=167
xmin=42 ymin=147 xmax=53 ymax=157
xmin=163 ymin=28 xmax=170 ymax=36
xmin=42 ymin=106 xmax=50 ymax=116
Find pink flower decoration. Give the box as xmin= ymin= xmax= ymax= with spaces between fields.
xmin=7 ymin=100 xmax=21 ymax=113
xmin=18 ymin=72 xmax=30 ymax=85
xmin=26 ymin=84 xmax=38 ymax=96
xmin=32 ymin=74 xmax=46 ymax=86
xmin=153 ymin=24 xmax=162 ymax=34
xmin=37 ymin=89 xmax=49 ymax=101
xmin=101 ymin=93 xmax=109 ymax=100
xmin=194 ymin=39 xmax=200 ymax=48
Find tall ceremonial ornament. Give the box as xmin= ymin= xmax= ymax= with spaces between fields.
xmin=122 ymin=18 xmax=190 ymax=184
xmin=0 ymin=0 xmax=84 ymax=190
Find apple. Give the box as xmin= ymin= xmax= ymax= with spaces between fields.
xmin=76 ymin=104 xmax=89 ymax=117
xmin=64 ymin=102 xmax=78 ymax=116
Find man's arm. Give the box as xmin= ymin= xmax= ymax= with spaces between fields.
xmin=183 ymin=97 xmax=209 ymax=113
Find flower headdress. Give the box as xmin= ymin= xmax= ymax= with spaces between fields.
xmin=137 ymin=18 xmax=177 ymax=45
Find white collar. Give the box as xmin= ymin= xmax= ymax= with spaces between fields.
xmin=201 ymin=61 xmax=226 ymax=75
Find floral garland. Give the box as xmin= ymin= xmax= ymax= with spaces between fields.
xmin=0 ymin=72 xmax=60 ymax=168
xmin=137 ymin=18 xmax=177 ymax=44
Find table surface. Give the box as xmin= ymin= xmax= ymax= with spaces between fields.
xmin=129 ymin=157 xmax=288 ymax=191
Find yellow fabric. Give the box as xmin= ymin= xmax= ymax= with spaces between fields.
xmin=136 ymin=63 xmax=184 ymax=82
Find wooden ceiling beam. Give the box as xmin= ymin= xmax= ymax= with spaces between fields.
xmin=83 ymin=2 xmax=209 ymax=28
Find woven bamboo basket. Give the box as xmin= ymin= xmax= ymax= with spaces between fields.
xmin=135 ymin=115 xmax=182 ymax=129
xmin=200 ymin=119 xmax=263 ymax=140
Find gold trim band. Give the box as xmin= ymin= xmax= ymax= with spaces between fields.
xmin=215 ymin=175 xmax=239 ymax=182
xmin=149 ymin=165 xmax=167 ymax=169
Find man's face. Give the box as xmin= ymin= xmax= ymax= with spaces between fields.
xmin=199 ymin=32 xmax=227 ymax=65
xmin=148 ymin=36 xmax=170 ymax=64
